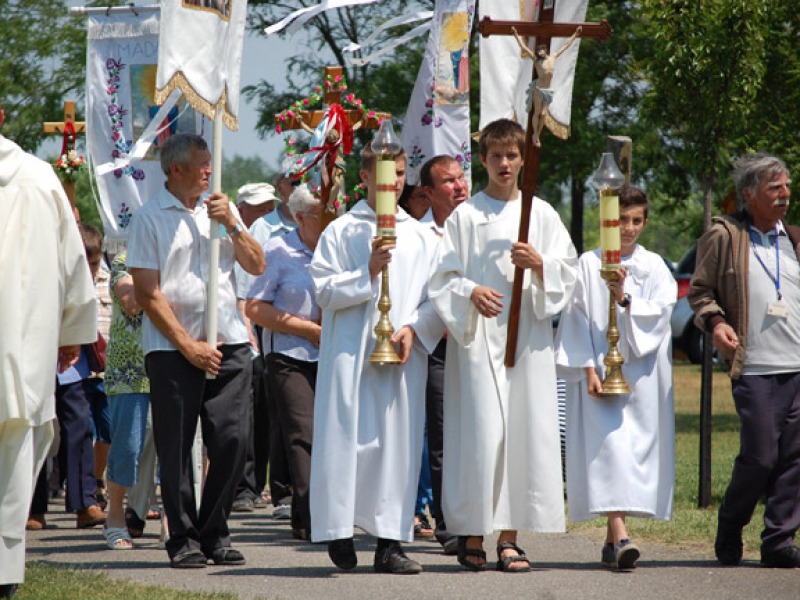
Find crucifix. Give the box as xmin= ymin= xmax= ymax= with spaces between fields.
xmin=43 ymin=100 xmax=86 ymax=214
xmin=479 ymin=6 xmax=612 ymax=367
xmin=275 ymin=65 xmax=389 ymax=229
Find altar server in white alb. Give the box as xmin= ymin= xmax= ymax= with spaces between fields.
xmin=555 ymin=185 xmax=676 ymax=571
xmin=429 ymin=119 xmax=577 ymax=574
xmin=0 ymin=105 xmax=97 ymax=596
xmin=309 ymin=146 xmax=444 ymax=575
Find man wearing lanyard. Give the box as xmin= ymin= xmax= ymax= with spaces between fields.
xmin=689 ymin=152 xmax=800 ymax=569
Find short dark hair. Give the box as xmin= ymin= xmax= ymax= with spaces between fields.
xmin=618 ymin=185 xmax=648 ymax=220
xmin=160 ymin=134 xmax=208 ymax=176
xmin=478 ymin=119 xmax=525 ymax=157
xmin=78 ymin=222 xmax=103 ymax=257
xmin=419 ymin=155 xmax=458 ymax=188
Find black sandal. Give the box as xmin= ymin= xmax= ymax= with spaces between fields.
xmin=496 ymin=541 xmax=532 ymax=573
xmin=457 ymin=536 xmax=486 ymax=571
xmin=125 ymin=508 xmax=145 ymax=539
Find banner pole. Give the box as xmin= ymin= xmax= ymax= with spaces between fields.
xmin=205 ymin=114 xmax=223 ymax=379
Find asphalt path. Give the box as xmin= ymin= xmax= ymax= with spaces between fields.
xmin=25 ymin=500 xmax=799 ymax=600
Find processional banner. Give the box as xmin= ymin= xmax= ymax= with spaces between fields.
xmin=479 ymin=0 xmax=588 ymax=138
xmin=86 ymin=11 xmax=200 ymax=249
xmin=155 ymin=0 xmax=248 ymax=128
xmin=401 ymin=0 xmax=476 ymax=188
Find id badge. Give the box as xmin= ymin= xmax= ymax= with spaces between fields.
xmin=767 ymin=301 xmax=788 ymax=318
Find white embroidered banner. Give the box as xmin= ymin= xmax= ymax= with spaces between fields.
xmin=155 ymin=0 xmax=248 ymax=130
xmin=86 ymin=11 xmax=202 ymax=247
xmin=401 ymin=0 xmax=476 ymax=188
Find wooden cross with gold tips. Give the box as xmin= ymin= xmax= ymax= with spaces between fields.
xmin=478 ymin=5 xmax=612 ymax=367
xmin=43 ymin=100 xmax=86 ymax=214
xmin=275 ymin=65 xmax=390 ymax=229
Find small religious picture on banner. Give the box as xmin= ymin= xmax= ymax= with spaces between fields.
xmin=436 ymin=11 xmax=470 ymax=107
xmin=131 ymin=65 xmax=197 ymax=160
xmin=183 ymin=0 xmax=231 ymax=21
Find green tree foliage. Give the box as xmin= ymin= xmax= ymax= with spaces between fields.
xmin=222 ymin=154 xmax=275 ymax=200
xmin=637 ymin=0 xmax=770 ymax=230
xmin=0 ymin=0 xmax=91 ymax=152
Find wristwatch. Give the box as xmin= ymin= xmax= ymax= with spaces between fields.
xmin=227 ymin=221 xmax=244 ymax=237
xmin=618 ymin=293 xmax=632 ymax=308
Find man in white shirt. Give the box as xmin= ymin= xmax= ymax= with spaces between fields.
xmin=128 ymin=134 xmax=264 ymax=569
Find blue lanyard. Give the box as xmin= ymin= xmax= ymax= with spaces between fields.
xmin=749 ymin=225 xmax=781 ymax=300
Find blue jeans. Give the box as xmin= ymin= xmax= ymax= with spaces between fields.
xmin=107 ymin=393 xmax=150 ymax=487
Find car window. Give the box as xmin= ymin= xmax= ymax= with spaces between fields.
xmin=675 ymin=244 xmax=696 ymax=276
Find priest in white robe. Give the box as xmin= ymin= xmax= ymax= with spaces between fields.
xmin=0 ymin=108 xmax=97 ymax=594
xmin=554 ymin=186 xmax=675 ymax=570
xmin=309 ymin=149 xmax=444 ymax=574
xmin=428 ymin=119 xmax=577 ymax=572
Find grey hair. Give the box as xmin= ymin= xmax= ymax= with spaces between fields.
xmin=160 ymin=134 xmax=208 ymax=176
xmin=733 ymin=152 xmax=789 ymax=210
xmin=287 ymin=184 xmax=322 ymax=219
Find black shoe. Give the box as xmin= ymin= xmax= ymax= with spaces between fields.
xmin=715 ymin=521 xmax=743 ymax=566
xmin=442 ymin=536 xmax=459 ymax=556
xmin=761 ymin=545 xmax=800 ymax=568
xmin=0 ymin=584 xmax=18 ymax=598
xmin=171 ymin=550 xmax=208 ymax=569
xmin=231 ymin=496 xmax=255 ymax=512
xmin=374 ymin=541 xmax=423 ymax=574
xmin=208 ymin=547 xmax=246 ymax=566
xmin=328 ymin=538 xmax=357 ymax=570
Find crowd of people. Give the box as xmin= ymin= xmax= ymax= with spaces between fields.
xmin=1 ymin=108 xmax=799 ymax=596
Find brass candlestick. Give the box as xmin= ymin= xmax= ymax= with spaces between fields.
xmin=593 ymin=153 xmax=629 ymax=395
xmin=367 ymin=119 xmax=402 ymax=365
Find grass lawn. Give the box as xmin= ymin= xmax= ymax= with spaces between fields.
xmin=568 ymin=361 xmax=762 ymax=557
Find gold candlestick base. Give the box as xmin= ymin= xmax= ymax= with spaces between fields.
xmin=368 ymin=238 xmax=401 ymax=365
xmin=599 ymin=272 xmax=630 ymax=396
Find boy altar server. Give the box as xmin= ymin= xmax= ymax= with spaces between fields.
xmin=555 ymin=186 xmax=676 ymax=570
xmin=429 ymin=119 xmax=577 ymax=572
xmin=309 ymin=146 xmax=444 ymax=574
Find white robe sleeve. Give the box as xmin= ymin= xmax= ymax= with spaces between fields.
xmin=532 ymin=205 xmax=578 ymax=320
xmin=621 ymin=257 xmax=676 ymax=358
xmin=401 ymin=236 xmax=446 ymax=353
xmin=554 ymin=255 xmax=598 ymax=382
xmin=428 ymin=211 xmax=480 ymax=347
xmin=310 ymin=224 xmax=375 ymax=312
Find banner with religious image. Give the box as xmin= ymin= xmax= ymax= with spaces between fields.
xmin=401 ymin=0 xmax=476 ymax=188
xmin=478 ymin=0 xmax=587 ymax=138
xmin=155 ymin=0 xmax=248 ymax=129
xmin=86 ymin=11 xmax=201 ymax=249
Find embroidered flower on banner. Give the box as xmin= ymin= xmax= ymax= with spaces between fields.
xmin=455 ymin=141 xmax=472 ymax=174
xmin=421 ymin=81 xmax=443 ymax=128
xmin=105 ymin=57 xmax=145 ymax=187
xmin=408 ymin=144 xmax=426 ymax=169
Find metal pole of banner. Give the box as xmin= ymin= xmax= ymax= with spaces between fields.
xmin=69 ymin=4 xmax=160 ymax=17
xmin=206 ymin=114 xmax=223 ymax=378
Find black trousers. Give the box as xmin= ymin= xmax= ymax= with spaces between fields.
xmin=722 ymin=372 xmax=800 ymax=553
xmin=235 ymin=355 xmax=270 ymax=501
xmin=55 ymin=379 xmax=98 ymax=512
xmin=266 ymin=352 xmax=316 ymax=533
xmin=146 ymin=345 xmax=251 ymax=559
xmin=426 ymin=338 xmax=447 ymax=530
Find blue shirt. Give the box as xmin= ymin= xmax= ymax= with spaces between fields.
xmin=248 ymin=230 xmax=320 ymax=362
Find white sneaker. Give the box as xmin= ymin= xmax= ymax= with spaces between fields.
xmin=272 ymin=504 xmax=292 ymax=520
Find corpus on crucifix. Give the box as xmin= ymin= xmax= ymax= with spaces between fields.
xmin=275 ymin=66 xmax=389 ymax=229
xmin=478 ymin=8 xmax=612 ymax=367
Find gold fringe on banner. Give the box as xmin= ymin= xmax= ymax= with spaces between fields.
xmin=155 ymin=72 xmax=240 ymax=131
xmin=544 ymin=111 xmax=570 ymax=140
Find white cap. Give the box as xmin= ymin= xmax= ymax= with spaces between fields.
xmin=237 ymin=182 xmax=279 ymax=206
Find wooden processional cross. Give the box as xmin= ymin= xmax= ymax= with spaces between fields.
xmin=43 ymin=100 xmax=86 ymax=214
xmin=276 ymin=65 xmax=389 ymax=229
xmin=479 ymin=6 xmax=612 ymax=367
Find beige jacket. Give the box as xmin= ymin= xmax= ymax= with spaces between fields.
xmin=689 ymin=210 xmax=800 ymax=378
